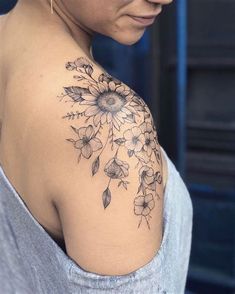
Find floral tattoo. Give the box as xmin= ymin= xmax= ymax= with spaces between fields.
xmin=58 ymin=57 xmax=163 ymax=230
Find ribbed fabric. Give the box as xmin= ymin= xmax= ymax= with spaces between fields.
xmin=0 ymin=146 xmax=193 ymax=293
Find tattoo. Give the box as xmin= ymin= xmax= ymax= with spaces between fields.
xmin=57 ymin=57 xmax=163 ymax=230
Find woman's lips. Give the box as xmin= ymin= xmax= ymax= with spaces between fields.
xmin=129 ymin=9 xmax=162 ymax=26
xmin=130 ymin=15 xmax=156 ymax=26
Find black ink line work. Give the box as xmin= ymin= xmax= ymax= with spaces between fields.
xmin=58 ymin=57 xmax=163 ymax=229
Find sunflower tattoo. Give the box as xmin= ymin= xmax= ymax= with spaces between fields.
xmin=58 ymin=57 xmax=163 ymax=230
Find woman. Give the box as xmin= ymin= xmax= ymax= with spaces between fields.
xmin=0 ymin=0 xmax=193 ymax=293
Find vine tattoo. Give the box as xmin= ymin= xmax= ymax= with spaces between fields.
xmin=58 ymin=57 xmax=163 ymax=230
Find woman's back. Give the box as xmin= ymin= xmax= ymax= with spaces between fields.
xmin=0 ymin=1 xmax=193 ymax=292
xmin=0 ymin=7 xmax=74 ymax=246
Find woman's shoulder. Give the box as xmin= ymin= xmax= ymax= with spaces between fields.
xmin=1 ymin=23 xmax=166 ymax=190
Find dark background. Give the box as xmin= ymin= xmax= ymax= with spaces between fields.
xmin=1 ymin=1 xmax=235 ymax=293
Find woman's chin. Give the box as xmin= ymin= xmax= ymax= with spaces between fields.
xmin=112 ymin=31 xmax=145 ymax=46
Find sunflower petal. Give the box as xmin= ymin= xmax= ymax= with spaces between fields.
xmin=85 ymin=105 xmax=100 ymax=116
xmin=115 ymin=114 xmax=125 ymax=124
xmin=81 ymin=93 xmax=97 ymax=101
xmin=101 ymin=112 xmax=107 ymax=125
xmin=97 ymin=82 xmax=107 ymax=93
xmin=107 ymin=112 xmax=112 ymax=123
xmin=94 ymin=111 xmax=103 ymax=126
xmin=88 ymin=85 xmax=100 ymax=96
xmin=109 ymin=81 xmax=116 ymax=91
xmin=80 ymin=100 xmax=96 ymax=105
xmin=116 ymin=85 xmax=125 ymax=93
xmin=112 ymin=118 xmax=120 ymax=131
xmin=125 ymin=105 xmax=138 ymax=114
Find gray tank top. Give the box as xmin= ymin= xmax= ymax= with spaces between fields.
xmin=0 ymin=146 xmax=193 ymax=294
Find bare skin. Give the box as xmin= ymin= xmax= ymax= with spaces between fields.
xmin=0 ymin=0 xmax=171 ymax=274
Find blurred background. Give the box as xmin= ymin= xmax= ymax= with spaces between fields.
xmin=1 ymin=1 xmax=235 ymax=293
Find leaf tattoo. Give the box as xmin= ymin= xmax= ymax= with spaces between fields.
xmin=58 ymin=57 xmax=163 ymax=229
xmin=91 ymin=156 xmax=100 ymax=176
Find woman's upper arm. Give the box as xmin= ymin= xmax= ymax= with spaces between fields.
xmin=40 ymin=58 xmax=164 ymax=276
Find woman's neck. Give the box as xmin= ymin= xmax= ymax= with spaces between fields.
xmin=12 ymin=0 xmax=95 ymax=59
